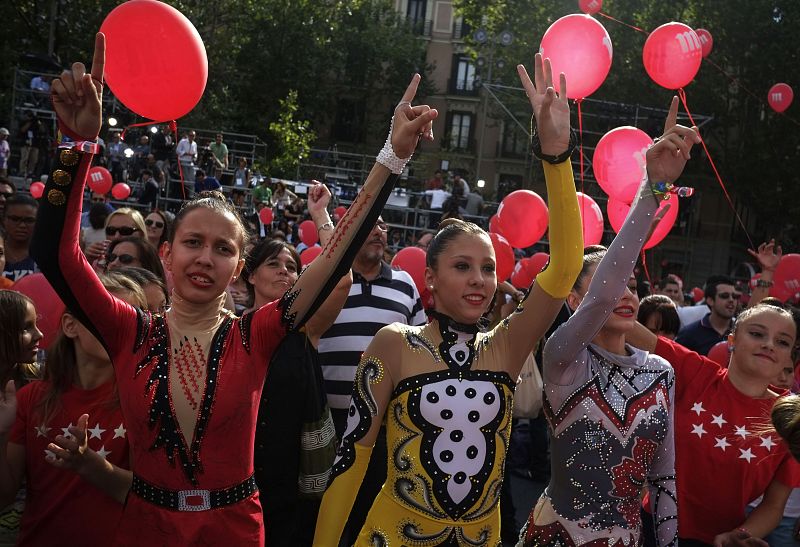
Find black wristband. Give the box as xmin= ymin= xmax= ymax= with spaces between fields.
xmin=531 ymin=126 xmax=578 ymax=164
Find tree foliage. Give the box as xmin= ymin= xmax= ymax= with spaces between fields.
xmin=267 ymin=90 xmax=315 ymax=178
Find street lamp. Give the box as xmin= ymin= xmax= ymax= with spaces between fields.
xmin=108 ymin=117 xmax=118 ymax=127
xmin=477 ymin=179 xmax=486 ymax=188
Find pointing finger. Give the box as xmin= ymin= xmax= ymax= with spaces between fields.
xmin=91 ymin=33 xmax=106 ymax=86
xmin=664 ymin=96 xmax=679 ymax=133
xmin=399 ymin=73 xmax=421 ymax=104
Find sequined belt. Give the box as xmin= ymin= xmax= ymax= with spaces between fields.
xmin=131 ymin=474 xmax=258 ymax=512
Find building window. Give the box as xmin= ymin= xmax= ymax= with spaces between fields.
xmin=502 ymin=122 xmax=528 ymax=158
xmin=406 ymin=0 xmax=428 ymax=34
xmin=454 ymin=57 xmax=475 ymax=92
xmin=448 ymin=112 xmax=472 ymax=150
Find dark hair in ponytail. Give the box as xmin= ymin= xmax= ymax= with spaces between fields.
xmin=171 ymin=190 xmax=250 ymax=255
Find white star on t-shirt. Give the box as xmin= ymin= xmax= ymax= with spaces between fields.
xmin=34 ymin=425 xmax=51 ymax=438
xmin=60 ymin=423 xmax=74 ymax=440
xmin=714 ymin=437 xmax=730 ymax=451
xmin=96 ymin=445 xmax=111 ymax=459
xmin=88 ymin=423 xmax=106 ymax=440
xmin=113 ymin=424 xmax=126 ymax=439
xmin=739 ymin=448 xmax=756 ymax=463
xmin=710 ymin=413 xmax=727 ymax=428
xmin=44 ymin=448 xmax=56 ymax=459
xmin=691 ymin=402 xmax=706 ymax=415
xmin=734 ymin=425 xmax=749 ymax=439
xmin=691 ymin=423 xmax=707 ymax=438
xmin=760 ymin=436 xmax=777 ymax=451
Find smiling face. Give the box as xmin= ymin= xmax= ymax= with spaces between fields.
xmin=249 ymin=247 xmax=299 ymax=306
xmin=425 ymin=232 xmax=497 ymax=324
xmin=730 ymin=308 xmax=796 ymax=384
xmin=569 ymin=261 xmax=640 ymax=334
xmin=163 ymin=208 xmax=244 ymax=305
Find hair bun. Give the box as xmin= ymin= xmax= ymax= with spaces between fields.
xmin=772 ymin=395 xmax=800 ymax=462
xmin=195 ymin=190 xmax=227 ymax=202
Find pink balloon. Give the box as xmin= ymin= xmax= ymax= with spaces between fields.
xmin=707 ymin=341 xmax=730 ymax=368
xmin=111 ymin=183 xmax=131 ymax=200
xmin=29 ymin=182 xmax=44 ymax=199
xmin=593 ymin=126 xmax=653 ymax=203
xmin=87 ymin=166 xmax=113 ymax=194
xmin=510 ymin=258 xmax=534 ymax=289
xmin=768 ymin=83 xmax=794 ymax=113
xmin=695 ymin=28 xmax=713 ymax=58
xmin=333 ymin=205 xmax=347 ymax=221
xmin=298 ymin=219 xmax=319 ymax=247
xmin=488 ymin=214 xmax=503 ymax=236
xmin=643 ymin=22 xmax=703 ymax=89
xmin=496 ymin=190 xmax=549 ymax=249
xmin=100 ymin=0 xmax=208 ymax=120
xmin=607 ymin=197 xmax=678 ymax=250
xmin=300 ymin=245 xmax=323 ymax=266
xmin=527 ymin=252 xmax=550 ymax=276
xmin=391 ymin=246 xmax=427 ymax=294
xmin=259 ymin=207 xmax=274 ymax=224
xmin=771 ymin=254 xmax=800 ymax=302
xmin=576 ymin=192 xmax=604 ymax=247
xmin=12 ymin=273 xmax=65 ymax=349
xmin=578 ymin=0 xmax=602 ymax=15
xmin=540 ymin=14 xmax=613 ymax=99
xmin=489 ymin=233 xmax=515 ymax=282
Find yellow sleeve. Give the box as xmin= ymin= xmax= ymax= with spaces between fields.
xmin=535 ymin=160 xmax=584 ymax=299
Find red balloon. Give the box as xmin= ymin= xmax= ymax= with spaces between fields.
xmin=100 ymin=0 xmax=208 ymax=120
xmin=510 ymin=258 xmax=534 ymax=289
xmin=578 ymin=0 xmax=602 ymax=15
xmin=707 ymin=341 xmax=730 ymax=368
xmin=593 ymin=126 xmax=653 ymax=203
xmin=333 ymin=206 xmax=347 ymax=221
xmin=527 ymin=252 xmax=550 ymax=276
xmin=496 ymin=190 xmax=549 ymax=249
xmin=391 ymin=247 xmax=427 ymax=294
xmin=771 ymin=254 xmax=800 ymax=302
xmin=643 ymin=22 xmax=703 ymax=89
xmin=695 ymin=28 xmax=713 ymax=58
xmin=489 ymin=233 xmax=515 ymax=282
xmin=488 ymin=214 xmax=504 ymax=236
xmin=540 ymin=14 xmax=613 ymax=99
xmin=768 ymin=83 xmax=794 ymax=113
xmin=691 ymin=286 xmax=704 ymax=303
xmin=87 ymin=166 xmax=113 ymax=194
xmin=111 ymin=183 xmax=131 ymax=200
xmin=259 ymin=207 xmax=274 ymax=224
xmin=12 ymin=273 xmax=66 ymax=349
xmin=576 ymin=192 xmax=604 ymax=247
xmin=29 ymin=182 xmax=44 ymax=199
xmin=607 ymin=197 xmax=678 ymax=250
xmin=298 ymin=219 xmax=319 ymax=247
xmin=300 ymin=245 xmax=323 ymax=266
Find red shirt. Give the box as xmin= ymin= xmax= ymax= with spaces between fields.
xmin=10 ymin=379 xmax=129 ymax=546
xmin=655 ymin=337 xmax=800 ymax=543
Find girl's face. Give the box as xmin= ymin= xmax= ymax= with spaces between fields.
xmin=143 ymin=282 xmax=167 ymax=313
xmin=19 ymin=301 xmax=43 ymax=363
xmin=249 ymin=248 xmax=299 ymax=304
xmin=425 ymin=233 xmax=497 ymax=324
xmin=163 ymin=208 xmax=245 ymax=305
xmin=106 ymin=214 xmax=142 ymax=242
xmin=145 ymin=213 xmax=165 ymax=243
xmin=106 ymin=241 xmax=142 ymax=271
xmin=730 ymin=309 xmax=796 ymax=384
xmin=570 ymin=262 xmax=640 ymax=334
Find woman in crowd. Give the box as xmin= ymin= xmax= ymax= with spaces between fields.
xmin=314 ymin=53 xmax=584 ymax=546
xmin=273 ymin=182 xmax=296 ymax=219
xmin=521 ymin=97 xmax=700 ymax=547
xmin=638 ymin=294 xmax=681 ymax=340
xmin=115 ymin=267 xmax=169 ymax=313
xmin=246 ymin=184 xmax=350 ymax=545
xmin=0 ymin=230 xmax=13 ymax=289
xmin=105 ymin=236 xmax=166 ymax=286
xmin=30 ymin=33 xmax=436 ymax=545
xmin=143 ymin=209 xmax=170 ymax=251
xmin=84 ymin=207 xmax=147 ymax=264
xmin=0 ymin=273 xmax=145 ymax=546
xmin=629 ymin=300 xmax=800 ymax=546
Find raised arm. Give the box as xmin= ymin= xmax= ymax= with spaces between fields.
xmin=279 ymin=76 xmax=437 ymax=332
xmin=747 ymin=239 xmax=781 ymax=308
xmin=545 ymin=98 xmax=700 ymax=379
xmin=647 ymin=370 xmax=678 ymax=546
xmin=29 ymin=33 xmax=135 ymax=356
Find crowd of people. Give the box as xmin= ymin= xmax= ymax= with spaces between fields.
xmin=2 ymin=35 xmax=800 ymax=547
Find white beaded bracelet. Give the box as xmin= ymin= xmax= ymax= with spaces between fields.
xmin=376 ymin=116 xmax=411 ymax=175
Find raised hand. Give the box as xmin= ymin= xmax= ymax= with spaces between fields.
xmin=0 ymin=381 xmax=16 ymax=436
xmin=51 ymin=33 xmax=105 ymax=140
xmin=646 ymin=96 xmax=701 ymax=185
xmin=517 ymin=53 xmax=570 ymax=157
xmin=45 ymin=413 xmax=89 ymax=472
xmin=747 ymin=239 xmax=782 ymax=273
xmin=307 ymin=181 xmax=332 ymax=217
xmin=390 ymin=74 xmax=439 ymax=159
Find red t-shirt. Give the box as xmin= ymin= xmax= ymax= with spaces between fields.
xmin=9 ymin=379 xmax=129 ymax=546
xmin=655 ymin=337 xmax=800 ymax=543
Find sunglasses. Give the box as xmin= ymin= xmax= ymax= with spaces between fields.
xmin=145 ymin=219 xmax=165 ymax=229
xmin=0 ymin=192 xmax=13 ymax=199
xmin=717 ymin=292 xmax=741 ymax=301
xmin=105 ymin=226 xmax=140 ymax=237
xmin=6 ymin=215 xmax=36 ymax=225
xmin=107 ymin=253 xmax=137 ymax=265
xmin=91 ymin=197 xmax=106 ymax=203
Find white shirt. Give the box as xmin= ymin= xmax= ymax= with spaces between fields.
xmin=176 ymin=138 xmax=197 ymax=164
xmin=676 ymin=303 xmax=709 ymax=329
xmin=425 ymin=189 xmax=451 ymax=209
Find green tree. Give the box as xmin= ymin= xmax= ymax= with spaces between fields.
xmin=267 ymin=90 xmax=315 ymax=178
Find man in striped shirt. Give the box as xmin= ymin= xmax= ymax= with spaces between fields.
xmin=317 ymin=216 xmax=426 ymax=540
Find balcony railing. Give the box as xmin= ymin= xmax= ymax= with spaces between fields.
xmin=447 ymin=78 xmax=479 ymax=96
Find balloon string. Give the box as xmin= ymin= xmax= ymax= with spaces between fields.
xmin=677 ymin=88 xmax=755 ymax=250
xmin=577 ymin=98 xmax=585 ymax=197
xmin=641 ymin=249 xmax=651 ymax=287
xmin=121 ymin=119 xmax=185 ymax=200
xmin=596 ymin=12 xmax=648 ymax=34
